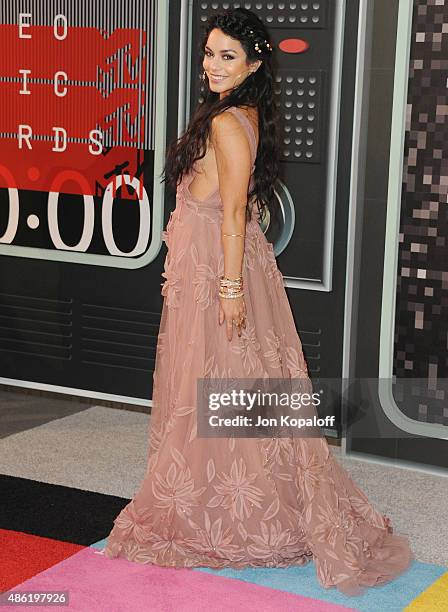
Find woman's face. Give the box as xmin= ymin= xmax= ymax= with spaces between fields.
xmin=203 ymin=28 xmax=261 ymax=99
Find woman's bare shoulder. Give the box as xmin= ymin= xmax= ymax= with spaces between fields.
xmin=210 ymin=109 xmax=248 ymax=142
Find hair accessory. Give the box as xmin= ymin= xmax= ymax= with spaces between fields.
xmin=247 ymin=29 xmax=273 ymax=54
xmin=254 ymin=39 xmax=273 ymax=53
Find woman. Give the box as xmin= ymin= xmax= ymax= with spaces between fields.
xmin=103 ymin=8 xmax=413 ymax=596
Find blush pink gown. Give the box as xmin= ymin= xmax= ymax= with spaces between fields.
xmin=103 ymin=106 xmax=413 ymax=596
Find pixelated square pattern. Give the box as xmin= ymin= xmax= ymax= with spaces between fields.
xmin=394 ymin=0 xmax=448 ymax=426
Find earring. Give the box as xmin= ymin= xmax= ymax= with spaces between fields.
xmin=201 ymin=70 xmax=206 ymax=81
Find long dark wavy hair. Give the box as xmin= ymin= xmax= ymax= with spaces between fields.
xmin=161 ymin=8 xmax=281 ymax=224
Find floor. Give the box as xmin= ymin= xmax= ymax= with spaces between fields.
xmin=1 ymin=387 xmax=447 ymax=568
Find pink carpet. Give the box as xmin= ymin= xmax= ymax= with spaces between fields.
xmin=11 ymin=548 xmax=356 ymax=611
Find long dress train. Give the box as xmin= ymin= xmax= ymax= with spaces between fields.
xmin=103 ymin=106 xmax=413 ymax=596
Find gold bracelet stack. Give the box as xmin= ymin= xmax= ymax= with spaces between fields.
xmin=219 ymin=275 xmax=244 ymax=299
xmin=220 ymin=231 xmax=245 ymax=298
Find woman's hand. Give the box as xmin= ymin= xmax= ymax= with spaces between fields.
xmin=219 ymin=295 xmax=247 ymax=341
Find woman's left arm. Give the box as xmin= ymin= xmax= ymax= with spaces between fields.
xmin=211 ymin=111 xmax=252 ymax=340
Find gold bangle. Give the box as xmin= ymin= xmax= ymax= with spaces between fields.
xmin=219 ymin=288 xmax=243 ymax=295
xmin=219 ymin=291 xmax=244 ymax=299
xmin=220 ymin=275 xmax=243 ymax=284
xmin=222 ymin=233 xmax=245 ymax=237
